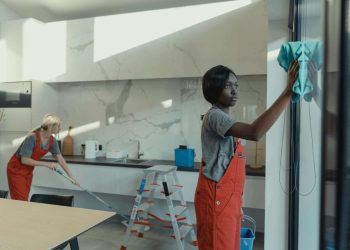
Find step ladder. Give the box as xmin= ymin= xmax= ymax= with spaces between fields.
xmin=120 ymin=165 xmax=198 ymax=250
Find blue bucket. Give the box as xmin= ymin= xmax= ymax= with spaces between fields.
xmin=174 ymin=148 xmax=195 ymax=168
xmin=325 ymin=228 xmax=336 ymax=250
xmin=240 ymin=215 xmax=256 ymax=250
xmin=325 ymin=242 xmax=335 ymax=250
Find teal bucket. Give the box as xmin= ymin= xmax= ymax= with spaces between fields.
xmin=240 ymin=215 xmax=256 ymax=250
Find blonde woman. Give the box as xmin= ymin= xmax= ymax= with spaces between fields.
xmin=7 ymin=113 xmax=79 ymax=201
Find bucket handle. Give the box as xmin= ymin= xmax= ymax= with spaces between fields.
xmin=243 ymin=215 xmax=256 ymax=234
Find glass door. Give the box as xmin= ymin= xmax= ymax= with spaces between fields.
xmin=296 ymin=0 xmax=324 ymax=249
xmin=320 ymin=0 xmax=350 ymax=249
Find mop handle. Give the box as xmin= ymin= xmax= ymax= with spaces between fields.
xmin=53 ymin=168 xmax=128 ymax=220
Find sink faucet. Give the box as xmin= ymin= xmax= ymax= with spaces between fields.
xmin=129 ymin=139 xmax=144 ymax=159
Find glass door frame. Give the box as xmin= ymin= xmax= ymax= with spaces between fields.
xmin=320 ymin=0 xmax=350 ymax=249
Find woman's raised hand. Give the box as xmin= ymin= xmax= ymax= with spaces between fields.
xmin=286 ymin=60 xmax=299 ymax=94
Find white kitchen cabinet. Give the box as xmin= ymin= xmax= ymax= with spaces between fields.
xmin=33 ymin=164 xmax=199 ymax=202
xmin=243 ymin=176 xmax=265 ymax=209
xmin=0 ymin=80 xmax=58 ymax=132
xmin=0 ymin=81 xmax=31 ymax=131
xmin=33 ymin=163 xmax=265 ymax=208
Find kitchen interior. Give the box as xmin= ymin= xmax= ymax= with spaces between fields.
xmin=0 ymin=0 xmax=337 ymax=250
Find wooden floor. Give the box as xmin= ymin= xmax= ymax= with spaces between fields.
xmin=63 ymin=215 xmax=264 ymax=250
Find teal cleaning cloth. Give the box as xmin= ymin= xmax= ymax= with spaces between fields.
xmin=277 ymin=41 xmax=322 ymax=102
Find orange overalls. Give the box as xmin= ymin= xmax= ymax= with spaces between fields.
xmin=7 ymin=132 xmax=53 ymax=201
xmin=194 ymin=140 xmax=246 ymax=250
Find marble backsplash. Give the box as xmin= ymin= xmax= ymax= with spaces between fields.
xmin=54 ymin=75 xmax=266 ymax=166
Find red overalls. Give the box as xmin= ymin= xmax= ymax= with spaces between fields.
xmin=194 ymin=140 xmax=246 ymax=250
xmin=7 ymin=132 xmax=53 ymax=201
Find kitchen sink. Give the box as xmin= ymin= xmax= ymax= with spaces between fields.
xmin=125 ymin=159 xmax=148 ymax=164
xmin=114 ymin=158 xmax=149 ymax=164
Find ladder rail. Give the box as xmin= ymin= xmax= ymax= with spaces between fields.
xmin=173 ymin=170 xmax=197 ymax=244
xmin=172 ymin=171 xmax=187 ymax=206
xmin=162 ymin=175 xmax=184 ymax=250
xmin=137 ymin=172 xmax=159 ymax=237
xmin=121 ymin=173 xmax=147 ymax=248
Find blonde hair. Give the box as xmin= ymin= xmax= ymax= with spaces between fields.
xmin=31 ymin=113 xmax=61 ymax=132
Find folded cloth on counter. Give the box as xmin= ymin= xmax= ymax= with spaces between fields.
xmin=277 ymin=41 xmax=323 ymax=102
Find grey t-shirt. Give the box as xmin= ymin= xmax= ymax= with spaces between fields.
xmin=201 ymin=106 xmax=235 ymax=182
xmin=16 ymin=133 xmax=61 ymax=157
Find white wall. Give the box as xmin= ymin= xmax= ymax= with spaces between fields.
xmin=0 ymin=1 xmax=267 ymax=82
xmin=265 ymin=19 xmax=290 ymax=250
xmin=0 ymin=2 xmax=23 ymax=191
xmin=0 ymin=2 xmax=21 ymax=82
xmin=0 ymin=2 xmax=21 ymax=22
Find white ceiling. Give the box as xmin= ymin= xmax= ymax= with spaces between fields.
xmin=0 ymin=0 xmax=289 ymax=22
xmin=0 ymin=0 xmax=237 ymax=22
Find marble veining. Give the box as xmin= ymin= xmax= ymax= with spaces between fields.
xmin=69 ymin=40 xmax=94 ymax=54
xmin=56 ymin=75 xmax=266 ymax=164
xmin=174 ymin=44 xmax=201 ymax=74
xmin=106 ymin=80 xmax=132 ymax=125
xmin=41 ymin=2 xmax=267 ymax=82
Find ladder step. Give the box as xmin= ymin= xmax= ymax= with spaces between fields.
xmin=161 ymin=185 xmax=182 ymax=196
xmin=133 ymin=219 xmax=150 ymax=227
xmin=130 ymin=223 xmax=144 ymax=233
xmin=122 ymin=219 xmax=149 ymax=228
xmin=144 ymin=165 xmax=177 ymax=174
xmin=134 ymin=219 xmax=173 ymax=229
xmin=129 ymin=221 xmax=151 ymax=235
xmin=147 ymin=212 xmax=187 ymax=223
xmin=137 ymin=201 xmax=155 ymax=212
xmin=137 ymin=183 xmax=160 ymax=192
xmin=171 ymin=224 xmax=193 ymax=240
xmin=165 ymin=205 xmax=187 ymax=217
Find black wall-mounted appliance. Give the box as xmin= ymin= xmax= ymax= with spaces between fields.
xmin=0 ymin=81 xmax=31 ymax=108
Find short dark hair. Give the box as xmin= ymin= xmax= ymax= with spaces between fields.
xmin=202 ymin=65 xmax=236 ymax=104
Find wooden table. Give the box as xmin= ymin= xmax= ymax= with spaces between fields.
xmin=0 ymin=198 xmax=115 ymax=250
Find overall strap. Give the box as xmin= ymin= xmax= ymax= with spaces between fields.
xmin=35 ymin=131 xmax=40 ymax=146
xmin=48 ymin=135 xmax=54 ymax=151
xmin=234 ymin=138 xmax=244 ymax=156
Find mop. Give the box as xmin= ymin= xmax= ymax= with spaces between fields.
xmin=53 ymin=168 xmax=129 ymax=221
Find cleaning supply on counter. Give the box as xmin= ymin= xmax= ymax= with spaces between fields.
xmin=85 ymin=140 xmax=99 ymax=159
xmin=106 ymin=150 xmax=126 ymax=159
xmin=175 ymin=145 xmax=195 ymax=168
xmin=62 ymin=126 xmax=74 ymax=156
